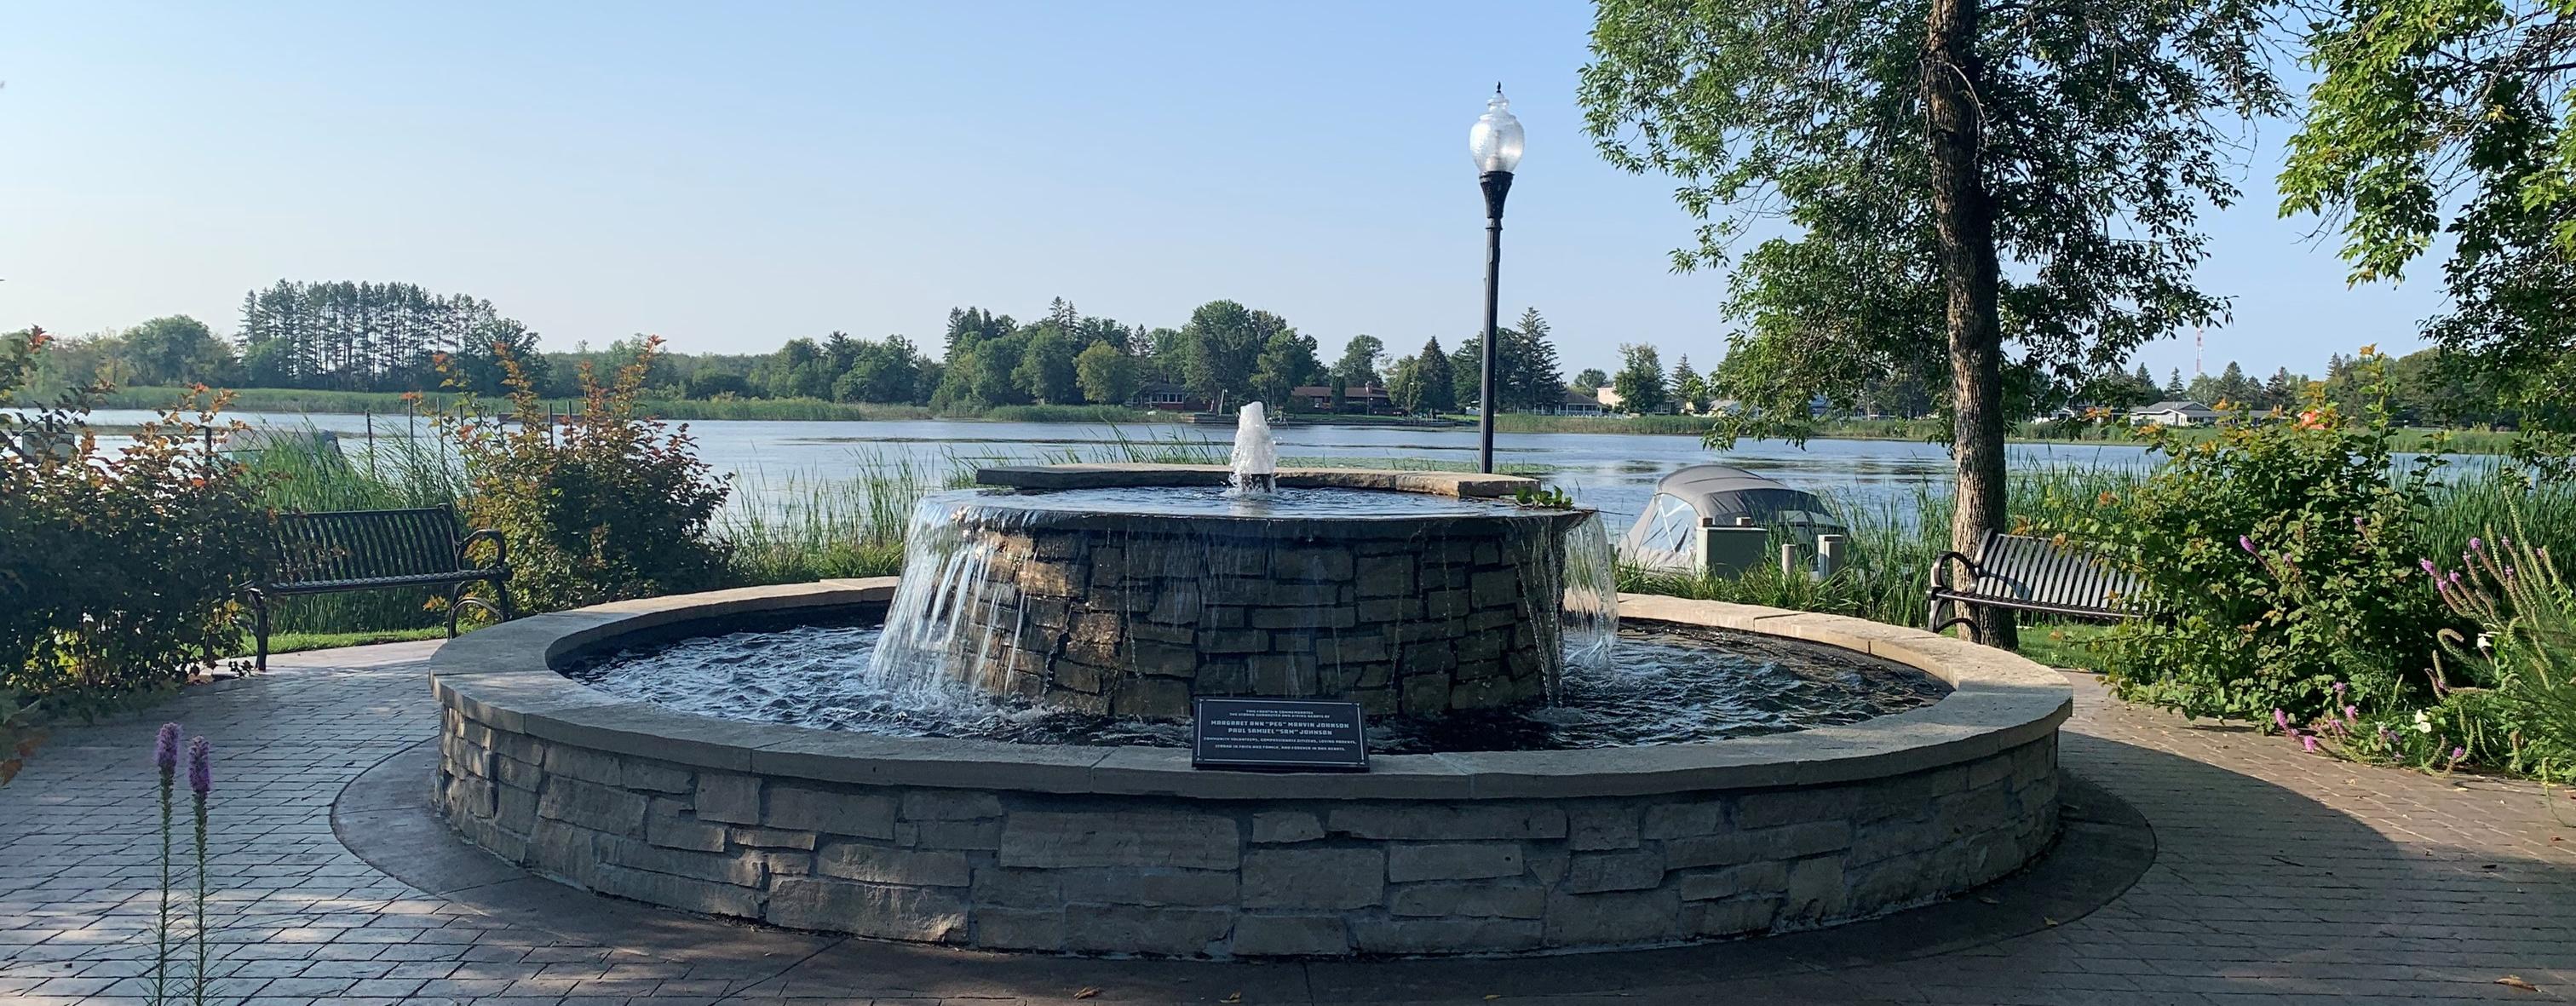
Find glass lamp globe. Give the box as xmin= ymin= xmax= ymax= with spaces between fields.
xmin=1469 ymin=87 xmax=1526 ymax=175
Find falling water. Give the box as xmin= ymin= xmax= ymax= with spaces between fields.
xmin=1229 ymin=401 xmax=1277 ymax=494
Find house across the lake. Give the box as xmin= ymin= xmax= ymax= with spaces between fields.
xmin=2128 ymin=400 xmax=2220 ymax=427
xmin=1129 ymin=382 xmax=1209 ymax=412
xmin=1289 ymin=383 xmax=1399 ymax=415
xmin=1555 ymin=388 xmax=1607 ymax=416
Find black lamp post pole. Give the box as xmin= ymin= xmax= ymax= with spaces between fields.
xmin=1477 ymin=170 xmax=1513 ymax=474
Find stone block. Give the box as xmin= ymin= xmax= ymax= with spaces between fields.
xmin=1544 ymin=888 xmax=1685 ymax=947
xmin=621 ymin=757 xmax=693 ymax=794
xmin=1242 ymin=848 xmax=1383 ymax=910
xmin=1354 ymin=555 xmax=1414 ymax=597
xmin=1110 ymin=677 xmax=1193 ymax=719
xmin=1732 ymin=788 xmax=1843 ymax=830
xmin=1063 ymin=905 xmax=1234 ymax=957
xmin=1250 ymin=811 xmax=1323 ymax=844
xmin=1352 ymin=917 xmax=1541 ymax=955
xmin=1387 ymin=842 xmax=1524 ymax=882
xmin=443 ymin=775 xmax=496 ymax=820
xmin=1061 ymin=869 xmax=1239 ymax=907
xmin=589 ymin=864 xmax=760 ymax=918
xmin=1399 ymin=673 xmax=1452 ymax=716
xmin=645 ymin=799 xmax=727 ymax=853
xmin=765 ymin=785 xmax=895 ymax=840
xmin=600 ymin=836 xmax=763 ymax=886
xmin=730 ymin=826 xmax=818 ymax=849
xmin=1330 ymin=804 xmax=1567 ymax=841
xmin=1233 ymin=914 xmax=1352 ymax=957
xmin=900 ymin=790 xmax=1003 ymax=821
xmin=1675 ymin=861 xmax=1790 ymax=902
xmin=538 ymin=777 xmax=647 ymax=835
xmin=766 ymin=877 xmax=967 ymax=943
xmin=971 ymin=866 xmax=1062 ymax=909
xmin=1780 ymin=855 xmax=1848 ymax=923
xmin=1663 ymin=821 xmax=1850 ymax=870
xmin=998 ymin=811 xmax=1240 ymax=871
xmin=526 ymin=819 xmax=599 ymax=878
xmin=495 ymin=755 xmax=544 ymax=791
xmin=497 ymin=785 xmax=538 ymax=833
xmin=1689 ymin=895 xmax=1782 ymax=937
xmin=897 ymin=818 xmax=1004 ymax=851
xmin=1199 ymin=629 xmax=1269 ymax=653
xmin=1387 ymin=882 xmax=1544 ymax=919
xmin=1565 ymin=850 xmax=1666 ymax=894
xmin=542 ymin=745 xmax=623 ymax=786
xmin=695 ymin=773 xmax=762 ymax=825
xmin=974 ymin=907 xmax=1067 ymax=951
xmin=815 ymin=841 xmax=971 ymax=888
xmin=1639 ymin=800 xmax=1729 ymax=840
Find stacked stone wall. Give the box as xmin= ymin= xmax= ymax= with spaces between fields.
xmin=435 ymin=702 xmax=2058 ymax=957
xmin=940 ymin=512 xmax=1581 ymax=718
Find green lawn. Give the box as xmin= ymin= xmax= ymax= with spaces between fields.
xmin=2011 ymin=621 xmax=2119 ymax=671
xmin=232 ymin=626 xmax=449 ymax=658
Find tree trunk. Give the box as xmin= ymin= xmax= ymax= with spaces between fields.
xmin=1922 ymin=0 xmax=2016 ymax=648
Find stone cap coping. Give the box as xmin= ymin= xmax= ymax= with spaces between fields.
xmin=975 ymin=463 xmax=1538 ymax=499
xmin=428 ymin=580 xmax=2071 ymax=802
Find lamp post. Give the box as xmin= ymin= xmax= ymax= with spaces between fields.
xmin=1469 ymin=85 xmax=1524 ymax=474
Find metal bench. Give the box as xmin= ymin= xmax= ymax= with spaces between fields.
xmin=1926 ymin=532 xmax=2142 ymax=642
xmin=244 ymin=505 xmax=512 ymax=670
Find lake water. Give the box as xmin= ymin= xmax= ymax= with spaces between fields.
xmin=63 ymin=408 xmax=2167 ymax=529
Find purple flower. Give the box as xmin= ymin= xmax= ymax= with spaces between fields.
xmin=2240 ymin=535 xmax=2257 ymax=554
xmin=2301 ymin=735 xmax=2320 ymax=753
xmin=153 ymin=722 xmax=181 ymax=773
xmin=2274 ymin=709 xmax=2291 ymax=732
xmin=2343 ymin=704 xmax=2359 ymax=725
xmin=2470 ymin=537 xmax=2484 ymax=552
xmin=2332 ymin=681 xmax=2348 ymax=697
xmin=2420 ymin=558 xmax=2437 ymax=575
xmin=2451 ymin=746 xmax=2467 ymax=762
xmin=186 ymin=738 xmax=211 ymax=795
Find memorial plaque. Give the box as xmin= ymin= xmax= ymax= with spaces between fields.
xmin=1190 ymin=698 xmax=1369 ymax=772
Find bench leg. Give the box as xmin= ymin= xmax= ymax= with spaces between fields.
xmin=445 ymin=583 xmax=464 ymax=639
xmin=495 ymin=579 xmax=515 ymax=622
xmin=246 ymin=589 xmax=270 ymax=673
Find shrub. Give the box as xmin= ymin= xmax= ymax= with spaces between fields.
xmin=2056 ymin=349 xmax=2454 ymax=722
xmin=2420 ymin=527 xmax=2576 ymax=780
xmin=446 ymin=338 xmax=731 ymax=613
xmin=0 ymin=328 xmax=271 ymax=714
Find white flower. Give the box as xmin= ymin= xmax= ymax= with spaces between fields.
xmin=2413 ymin=710 xmax=2435 ymax=734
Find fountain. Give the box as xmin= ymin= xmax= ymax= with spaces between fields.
xmin=861 ymin=403 xmax=1616 ymax=719
xmin=423 ymin=409 xmax=2071 ymax=957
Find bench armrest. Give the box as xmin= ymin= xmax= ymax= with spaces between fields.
xmin=1927 ymin=549 xmax=1981 ymax=593
xmin=458 ymin=528 xmax=509 ymax=571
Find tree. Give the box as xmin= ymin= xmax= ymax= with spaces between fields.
xmin=2165 ymin=370 xmax=2187 ymax=399
xmin=118 ymin=315 xmax=234 ymax=387
xmin=1572 ymin=367 xmax=1610 ymax=393
xmin=1583 ymin=0 xmax=2279 ymax=644
xmin=2263 ymin=367 xmax=2298 ymax=411
xmin=1668 ymin=355 xmax=1705 ymax=414
xmin=1332 ymin=335 xmax=1385 ymax=389
xmin=1413 ymin=336 xmax=1457 ymax=414
xmin=1075 ymin=340 xmax=1141 ymax=405
xmin=1015 ymin=327 xmax=1079 ymax=404
xmin=1509 ymin=308 xmax=1566 ymax=411
xmin=1250 ymin=330 xmax=1322 ymax=410
xmin=1172 ymin=301 xmax=1284 ymax=406
xmin=1612 ymin=343 xmax=1670 ymax=414
xmin=453 ymin=319 xmax=551 ymax=397
xmin=2281 ymin=0 xmax=2576 ymax=470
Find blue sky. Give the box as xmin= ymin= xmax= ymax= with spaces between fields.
xmin=3 ymin=1 xmax=2441 ymax=380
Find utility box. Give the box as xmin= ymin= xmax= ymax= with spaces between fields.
xmin=1698 ymin=517 xmax=1770 ymax=578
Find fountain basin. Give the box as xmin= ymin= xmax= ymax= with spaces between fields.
xmin=427 ymin=580 xmax=2070 ymax=957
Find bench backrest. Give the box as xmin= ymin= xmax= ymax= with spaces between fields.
xmin=271 ymin=506 xmax=464 ymax=585
xmin=1967 ymin=532 xmax=2142 ymax=613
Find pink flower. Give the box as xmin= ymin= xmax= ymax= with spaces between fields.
xmin=2470 ymin=537 xmax=2484 ymax=552
xmin=2240 ymin=535 xmax=2257 ymax=554
xmin=2301 ymin=735 xmax=2320 ymax=753
xmin=2419 ymin=559 xmax=2437 ymax=575
xmin=2343 ymin=704 xmax=2359 ymax=726
xmin=2451 ymin=746 xmax=2467 ymax=762
xmin=2274 ymin=709 xmax=2291 ymax=732
xmin=2332 ymin=681 xmax=2347 ymax=697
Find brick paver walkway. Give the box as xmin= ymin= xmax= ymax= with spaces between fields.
xmin=3 ymin=641 xmax=2573 ymax=1005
